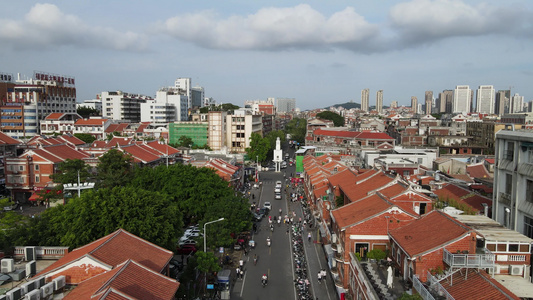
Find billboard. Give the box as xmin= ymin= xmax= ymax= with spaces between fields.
xmin=34 ymin=71 xmax=75 ymax=86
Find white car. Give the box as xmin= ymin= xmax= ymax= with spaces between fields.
xmin=263 ymin=202 xmax=272 ymax=211
xmin=275 ymin=193 xmax=282 ymax=200
xmin=274 ymin=187 xmax=281 ymax=193
xmin=184 ymin=228 xmax=201 ymax=237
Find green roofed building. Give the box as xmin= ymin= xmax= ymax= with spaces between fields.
xmin=169 ymin=121 xmax=208 ymax=147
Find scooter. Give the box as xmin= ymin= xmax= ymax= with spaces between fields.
xmin=266 ymin=238 xmax=271 ymax=247
xmin=262 ymin=278 xmax=268 ymax=287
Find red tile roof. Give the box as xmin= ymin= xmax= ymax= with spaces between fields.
xmin=119 ymin=145 xmax=161 ymax=164
xmin=342 ymin=171 xmax=396 ymax=202
xmin=59 ymin=135 xmax=86 ymax=146
xmin=105 ymin=123 xmax=130 ymax=133
xmin=45 ymin=112 xmax=64 ymax=120
xmin=313 ymin=129 xmax=361 ymax=138
xmin=484 ymin=158 xmax=495 ymax=164
xmin=146 ymin=140 xmax=180 ymax=156
xmin=466 ymin=162 xmax=492 ymax=179
xmin=434 ymin=183 xmax=471 ymax=201
xmin=64 ymin=260 xmax=179 ymax=300
xmin=389 ymin=211 xmax=472 ymax=258
xmin=355 ymin=132 xmax=394 ymax=140
xmin=75 ymin=118 xmax=107 ymax=126
xmin=440 ymin=269 xmax=519 ymax=300
xmin=107 ymin=137 xmax=133 ymax=147
xmin=38 ymin=229 xmax=174 ymax=282
xmin=332 ymin=194 xmax=392 ymax=229
xmin=0 ymin=132 xmax=20 ymax=145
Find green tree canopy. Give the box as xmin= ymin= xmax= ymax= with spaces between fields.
xmin=199 ymin=103 xmax=240 ymax=113
xmin=74 ymin=133 xmax=96 ymax=144
xmin=195 ymin=252 xmax=221 ymax=273
xmin=316 ymin=111 xmax=345 ymax=127
xmin=177 ymin=136 xmax=194 ymax=148
xmin=46 ymin=186 xmax=182 ymax=249
xmin=96 ymin=149 xmax=134 ymax=189
xmin=285 ymin=118 xmax=307 ymax=144
xmin=50 ymin=159 xmax=91 ymax=185
xmin=265 ymin=130 xmax=286 ymax=152
xmin=245 ymin=133 xmax=270 ymax=164
xmin=77 ymin=106 xmax=100 ymax=118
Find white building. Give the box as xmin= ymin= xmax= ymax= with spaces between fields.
xmin=77 ymin=99 xmax=102 ymax=113
xmin=140 ymin=88 xmax=188 ymax=124
xmin=453 ymin=85 xmax=473 ymax=114
xmin=175 ymin=78 xmax=192 ymax=110
xmin=101 ymin=91 xmax=152 ymax=122
xmin=276 ymin=98 xmax=296 ymax=113
xmin=511 ymin=93 xmax=524 ymax=113
xmin=208 ymin=111 xmax=227 ymax=151
xmin=376 ymin=90 xmax=383 ymax=114
xmin=476 ymin=85 xmax=495 ymax=114
xmin=493 ymin=128 xmax=533 ymax=238
xmin=225 ymin=109 xmax=262 ymax=153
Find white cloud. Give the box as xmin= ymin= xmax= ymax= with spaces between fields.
xmin=161 ymin=4 xmax=379 ymax=51
xmin=0 ymin=3 xmax=147 ymax=51
xmin=389 ymin=0 xmax=529 ymax=44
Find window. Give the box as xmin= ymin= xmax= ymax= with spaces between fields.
xmin=19 ymin=166 xmax=24 ymax=171
xmin=505 ymin=141 xmax=514 ymax=160
xmin=527 ymin=180 xmax=533 ymax=203
xmin=35 ymin=176 xmax=39 ymax=183
xmin=34 ymin=165 xmax=39 ymax=171
xmin=505 ymin=174 xmax=513 ymax=195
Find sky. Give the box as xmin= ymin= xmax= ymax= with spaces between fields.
xmin=1 ymin=0 xmax=532 ymax=111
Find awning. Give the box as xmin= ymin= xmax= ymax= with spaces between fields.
xmin=28 ymin=193 xmax=40 ymax=201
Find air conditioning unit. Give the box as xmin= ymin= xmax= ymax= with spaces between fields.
xmin=24 ymin=247 xmax=36 ymax=261
xmin=1 ymin=258 xmax=14 ymax=273
xmin=0 ymin=294 xmax=6 ymax=300
xmin=24 ymin=289 xmax=40 ymax=300
xmin=21 ymin=281 xmax=35 ymax=295
xmin=40 ymin=282 xmax=53 ymax=298
xmin=510 ymin=265 xmax=524 ymax=276
xmin=35 ymin=277 xmax=45 ymax=289
xmin=26 ymin=260 xmax=36 ymax=277
xmin=52 ymin=275 xmax=66 ymax=290
xmin=7 ymin=288 xmax=22 ymax=300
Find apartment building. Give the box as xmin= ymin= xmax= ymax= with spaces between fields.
xmin=101 ymin=91 xmax=152 ymax=122
xmin=225 ymin=109 xmax=262 ymax=153
xmin=140 ymin=88 xmax=188 ymax=124
xmin=493 ymin=129 xmax=533 ymax=238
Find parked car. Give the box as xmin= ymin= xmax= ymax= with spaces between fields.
xmin=253 ymin=212 xmax=263 ymax=222
xmin=275 ymin=181 xmax=282 ymax=187
xmin=179 ymin=238 xmax=197 ymax=247
xmin=263 ymin=201 xmax=272 ymax=211
xmin=275 ymin=193 xmax=282 ymax=200
xmin=184 ymin=228 xmax=201 ymax=237
xmin=274 ymin=187 xmax=281 ymax=193
xmin=176 ymin=244 xmax=197 ymax=255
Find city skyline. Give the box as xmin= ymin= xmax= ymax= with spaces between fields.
xmin=1 ymin=1 xmax=533 ymax=110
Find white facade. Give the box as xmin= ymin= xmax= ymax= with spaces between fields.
xmin=276 ymin=98 xmax=296 ymax=113
xmin=77 ymin=99 xmax=102 ymax=112
xmin=493 ymin=129 xmax=533 ymax=239
xmin=453 ymin=85 xmax=472 ymax=114
xmin=140 ymin=89 xmax=188 ymax=124
xmin=101 ymin=91 xmax=151 ymax=122
xmin=476 ymin=85 xmax=495 ymax=114
xmin=361 ymin=89 xmax=369 ymax=112
xmin=225 ymin=109 xmax=262 ymax=153
xmin=175 ymin=78 xmax=192 ymax=109
xmin=511 ymin=93 xmax=524 ymax=113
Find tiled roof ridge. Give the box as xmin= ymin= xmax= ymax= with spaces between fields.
xmin=95 ymin=287 xmax=136 ymax=300
xmin=366 ymin=173 xmax=399 ymax=196
xmin=85 ymin=229 xmax=124 ymax=253
xmin=355 ymin=169 xmax=380 ymax=185
xmin=93 ymin=259 xmax=133 ymax=295
xmin=436 ymin=210 xmax=473 ymax=233
xmin=476 ymin=269 xmax=520 ymax=299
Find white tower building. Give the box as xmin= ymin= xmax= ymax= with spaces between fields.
xmin=476 ymin=85 xmax=495 ymax=114
xmin=453 ymin=85 xmax=472 ymax=114
xmin=273 ymin=137 xmax=283 ymax=172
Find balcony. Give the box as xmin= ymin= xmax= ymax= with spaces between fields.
xmin=13 ymin=246 xmax=69 ymax=259
xmin=498 ymin=192 xmax=511 ymax=206
xmin=335 ymin=251 xmax=344 ymax=262
xmin=443 ymin=248 xmax=495 ymax=269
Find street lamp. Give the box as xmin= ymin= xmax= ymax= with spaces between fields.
xmin=203 ymin=217 xmax=225 ymax=253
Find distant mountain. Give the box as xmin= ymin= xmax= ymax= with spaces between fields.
xmin=327 ymin=102 xmax=361 ymax=109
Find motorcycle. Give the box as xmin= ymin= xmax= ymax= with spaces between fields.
xmin=267 ymin=238 xmax=271 ymax=247
xmin=261 ymin=278 xmax=268 ymax=287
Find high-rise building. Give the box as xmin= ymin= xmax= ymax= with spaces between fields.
xmin=0 ymin=72 xmax=77 ymax=138
xmin=361 ymin=89 xmax=369 ymax=112
xmin=376 ymin=90 xmax=383 ymax=114
xmin=175 ymin=78 xmax=192 ymax=109
xmin=191 ymin=86 xmax=205 ymax=109
xmin=453 ymin=85 xmax=472 ymax=114
xmin=276 ymin=98 xmax=296 ymax=113
xmin=476 ymin=85 xmax=495 ymax=114
xmin=510 ymin=93 xmax=524 ymax=113
xmin=495 ymin=90 xmax=510 ymax=116
xmin=101 ymin=91 xmax=152 ymax=122
xmin=411 ymin=96 xmax=418 ymax=114
xmin=425 ymin=91 xmax=433 ymax=115
xmin=390 ymin=101 xmax=398 ymax=109
xmin=437 ymin=90 xmax=453 ymax=113
xmin=140 ymin=88 xmax=189 ymax=124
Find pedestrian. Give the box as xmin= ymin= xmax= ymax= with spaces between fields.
xmin=308 ymin=232 xmax=312 ymax=242
xmin=236 ymin=267 xmax=241 ymax=279
xmin=318 ymin=271 xmax=322 ymax=284
xmin=321 ymin=269 xmax=327 ymax=282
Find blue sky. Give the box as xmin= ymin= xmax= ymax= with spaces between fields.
xmin=1 ymin=1 xmax=532 ymax=110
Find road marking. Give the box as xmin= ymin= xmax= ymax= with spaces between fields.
xmin=312 ymin=239 xmax=332 ymax=300
xmin=240 ymin=269 xmax=246 ymax=297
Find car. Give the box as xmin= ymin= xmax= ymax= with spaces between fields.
xmin=184 ymin=228 xmax=201 ymax=236
xmin=281 ymin=161 xmax=287 ymax=169
xmin=275 ymin=193 xmax=282 ymax=200
xmin=179 ymin=238 xmax=197 ymax=246
xmin=263 ymin=202 xmax=272 ymax=211
xmin=253 ymin=213 xmax=263 ymax=222
xmin=258 ymin=207 xmax=269 ymax=216
xmin=274 ymin=187 xmax=281 ymax=193
xmin=176 ymin=244 xmax=197 ymax=255
xmin=276 ymin=181 xmax=282 ymax=187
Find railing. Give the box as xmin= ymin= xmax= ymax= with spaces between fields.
xmin=412 ymin=275 xmax=435 ymax=300
xmin=498 ymin=192 xmax=512 ymax=206
xmin=443 ymin=248 xmax=495 ymax=268
xmin=426 ymin=272 xmax=455 ymax=300
xmin=508 ymin=255 xmax=526 ymax=262
xmin=13 ymin=246 xmax=69 ymax=260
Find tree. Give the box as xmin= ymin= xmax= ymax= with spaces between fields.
xmin=74 ymin=133 xmax=96 ymax=144
xmin=52 ymin=186 xmax=182 ymax=249
xmin=285 ymin=118 xmax=307 ymax=144
xmin=195 ymin=251 xmax=221 ymax=273
xmin=50 ymin=159 xmax=91 ymax=185
xmin=177 ymin=136 xmax=194 ymax=148
xmin=317 ymin=111 xmax=345 ymax=127
xmin=77 ymin=106 xmax=100 ymax=118
xmin=265 ymin=130 xmax=286 ymax=153
xmin=96 ymin=149 xmax=134 ymax=188
xmin=245 ymin=133 xmax=269 ymax=164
